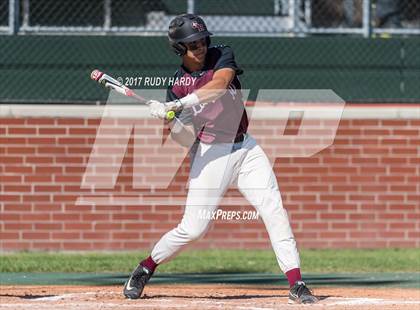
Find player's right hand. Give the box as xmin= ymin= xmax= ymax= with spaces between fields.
xmin=147 ymin=100 xmax=167 ymax=119
xmin=164 ymin=99 xmax=183 ymax=112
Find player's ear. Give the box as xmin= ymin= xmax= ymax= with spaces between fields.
xmin=169 ymin=38 xmax=187 ymax=56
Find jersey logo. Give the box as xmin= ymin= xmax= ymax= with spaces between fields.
xmin=191 ymin=85 xmax=237 ymax=117
xmin=192 ymin=103 xmax=207 ymax=116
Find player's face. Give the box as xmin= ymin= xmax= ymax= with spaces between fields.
xmin=184 ymin=38 xmax=207 ymax=64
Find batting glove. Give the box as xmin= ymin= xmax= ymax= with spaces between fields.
xmin=164 ymin=99 xmax=183 ymax=112
xmin=147 ymin=100 xmax=167 ymax=119
xmin=164 ymin=93 xmax=200 ymax=112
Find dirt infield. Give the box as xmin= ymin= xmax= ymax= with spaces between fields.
xmin=1 ymin=285 xmax=419 ymax=310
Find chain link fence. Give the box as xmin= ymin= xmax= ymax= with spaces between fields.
xmin=0 ymin=0 xmax=8 ymax=32
xmin=309 ymin=0 xmax=420 ymax=29
xmin=1 ymin=0 xmax=419 ymax=35
xmin=0 ymin=0 xmax=419 ymax=103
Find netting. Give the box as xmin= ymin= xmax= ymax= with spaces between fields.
xmin=0 ymin=0 xmax=8 ymax=29
xmin=0 ymin=0 xmax=419 ymax=103
xmin=0 ymin=0 xmax=416 ymax=33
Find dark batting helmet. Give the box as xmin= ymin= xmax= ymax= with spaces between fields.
xmin=168 ymin=14 xmax=213 ymax=56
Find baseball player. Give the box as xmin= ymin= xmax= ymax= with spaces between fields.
xmin=123 ymin=14 xmax=318 ymax=304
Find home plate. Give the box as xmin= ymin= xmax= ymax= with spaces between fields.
xmin=31 ymin=292 xmax=96 ymax=301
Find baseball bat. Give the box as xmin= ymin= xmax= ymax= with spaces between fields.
xmin=90 ymin=69 xmax=175 ymax=120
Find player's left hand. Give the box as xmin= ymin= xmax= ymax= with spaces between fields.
xmin=147 ymin=100 xmax=167 ymax=119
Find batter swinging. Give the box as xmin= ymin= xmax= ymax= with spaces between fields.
xmin=124 ymin=14 xmax=318 ymax=304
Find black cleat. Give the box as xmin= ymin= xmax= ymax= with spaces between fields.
xmin=123 ymin=264 xmax=153 ymax=299
xmin=288 ymin=281 xmax=318 ymax=304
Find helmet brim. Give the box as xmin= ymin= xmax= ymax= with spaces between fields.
xmin=177 ymin=31 xmax=213 ymax=43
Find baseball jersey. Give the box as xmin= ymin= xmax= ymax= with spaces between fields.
xmin=167 ymin=45 xmax=249 ymax=144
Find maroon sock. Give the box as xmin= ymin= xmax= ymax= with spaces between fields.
xmin=140 ymin=255 xmax=158 ymax=273
xmin=286 ymin=268 xmax=302 ymax=287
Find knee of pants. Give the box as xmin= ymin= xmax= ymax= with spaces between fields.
xmin=178 ymin=224 xmax=210 ymax=242
xmin=187 ymin=226 xmax=209 ymax=241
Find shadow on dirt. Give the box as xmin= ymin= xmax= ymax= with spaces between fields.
xmin=0 ymin=294 xmax=56 ymax=299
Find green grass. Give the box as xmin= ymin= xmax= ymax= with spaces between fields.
xmin=1 ymin=249 xmax=419 ymax=273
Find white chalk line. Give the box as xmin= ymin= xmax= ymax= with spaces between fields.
xmin=1 ymin=292 xmax=420 ymax=309
xmin=325 ymin=297 xmax=420 ymax=306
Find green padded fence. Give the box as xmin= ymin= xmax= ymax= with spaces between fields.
xmin=0 ymin=36 xmax=419 ymax=103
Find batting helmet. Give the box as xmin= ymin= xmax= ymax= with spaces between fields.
xmin=168 ymin=14 xmax=213 ymax=56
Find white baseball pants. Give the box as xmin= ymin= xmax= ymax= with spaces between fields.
xmin=151 ymin=134 xmax=300 ymax=273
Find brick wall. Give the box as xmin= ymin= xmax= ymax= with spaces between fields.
xmin=1 ymin=105 xmax=419 ymax=251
